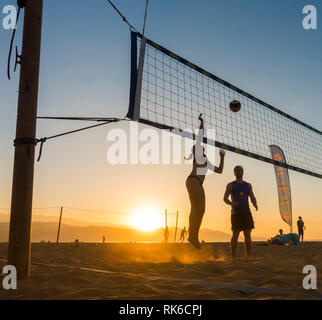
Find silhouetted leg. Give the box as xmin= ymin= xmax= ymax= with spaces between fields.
xmin=231 ymin=231 xmax=240 ymax=259
xmin=243 ymin=230 xmax=252 ymax=258
xmin=193 ymin=186 xmax=205 ymax=240
xmin=186 ymin=178 xmax=205 ymax=249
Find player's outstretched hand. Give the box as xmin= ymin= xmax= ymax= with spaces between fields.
xmin=219 ymin=149 xmax=226 ymax=157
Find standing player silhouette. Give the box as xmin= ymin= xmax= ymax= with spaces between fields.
xmin=224 ymin=166 xmax=259 ymax=259
xmin=178 ymin=227 xmax=187 ymax=242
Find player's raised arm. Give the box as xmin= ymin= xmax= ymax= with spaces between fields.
xmin=204 ymin=149 xmax=225 ymax=173
xmin=214 ymin=149 xmax=225 ymax=174
xmin=198 ymin=113 xmax=204 ymax=132
xmin=248 ymin=183 xmax=258 ymax=211
xmin=193 ymin=113 xmax=207 ymax=167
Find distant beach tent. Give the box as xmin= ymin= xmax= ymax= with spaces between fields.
xmin=127 ymin=31 xmax=322 ymax=179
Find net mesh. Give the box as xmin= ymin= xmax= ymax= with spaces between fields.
xmin=0 ymin=208 xmax=61 ymax=243
xmin=134 ymin=35 xmax=322 ymax=177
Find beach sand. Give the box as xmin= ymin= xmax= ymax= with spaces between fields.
xmin=0 ymin=242 xmax=321 ymax=300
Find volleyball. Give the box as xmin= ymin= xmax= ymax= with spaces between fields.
xmin=229 ymin=100 xmax=241 ymax=112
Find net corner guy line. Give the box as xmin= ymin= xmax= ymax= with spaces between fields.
xmin=126 ymin=31 xmax=322 ymax=179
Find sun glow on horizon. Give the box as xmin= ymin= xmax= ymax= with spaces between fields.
xmin=130 ymin=206 xmax=163 ymax=232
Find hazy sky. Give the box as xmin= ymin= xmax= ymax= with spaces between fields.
xmin=0 ymin=0 xmax=321 ymax=238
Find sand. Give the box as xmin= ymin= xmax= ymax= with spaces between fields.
xmin=0 ymin=242 xmax=321 ymax=300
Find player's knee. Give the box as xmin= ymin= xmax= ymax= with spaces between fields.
xmin=231 ymin=232 xmax=239 ymax=241
xmin=244 ymin=231 xmax=252 ymax=242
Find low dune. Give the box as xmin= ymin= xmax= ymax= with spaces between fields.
xmin=0 ymin=242 xmax=321 ymax=300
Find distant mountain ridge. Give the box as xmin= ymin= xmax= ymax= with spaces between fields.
xmin=0 ymin=222 xmax=265 ymax=243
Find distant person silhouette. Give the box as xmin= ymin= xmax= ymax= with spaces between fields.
xmin=102 ymin=235 xmax=106 ymax=243
xmin=224 ymin=166 xmax=259 ymax=259
xmin=164 ymin=226 xmax=169 ymax=243
xmin=179 ymin=227 xmax=187 ymax=242
xmin=269 ymin=229 xmax=284 ymax=245
xmin=297 ymin=216 xmax=306 ymax=242
xmin=277 ymin=229 xmax=283 ymax=237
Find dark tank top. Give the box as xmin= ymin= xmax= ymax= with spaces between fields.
xmin=232 ymin=181 xmax=250 ymax=214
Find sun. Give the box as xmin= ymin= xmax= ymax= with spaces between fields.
xmin=130 ymin=206 xmax=163 ymax=232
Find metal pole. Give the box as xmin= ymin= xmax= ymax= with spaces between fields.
xmin=8 ymin=0 xmax=43 ymax=280
xmin=56 ymin=207 xmax=63 ymax=245
xmin=174 ymin=211 xmax=179 ymax=243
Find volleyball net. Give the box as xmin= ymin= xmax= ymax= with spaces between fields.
xmin=127 ymin=32 xmax=322 ymax=179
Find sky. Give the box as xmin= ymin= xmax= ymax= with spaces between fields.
xmin=0 ymin=0 xmax=321 ymax=239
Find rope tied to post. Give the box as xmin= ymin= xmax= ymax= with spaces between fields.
xmin=13 ymin=117 xmax=124 ymax=162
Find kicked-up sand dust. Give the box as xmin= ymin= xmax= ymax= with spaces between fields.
xmin=0 ymin=242 xmax=321 ymax=300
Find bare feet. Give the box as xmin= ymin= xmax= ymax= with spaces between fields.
xmin=188 ymin=236 xmax=202 ymax=249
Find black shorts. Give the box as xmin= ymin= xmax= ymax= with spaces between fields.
xmin=298 ymin=229 xmax=304 ymax=235
xmin=231 ymin=210 xmax=254 ymax=232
